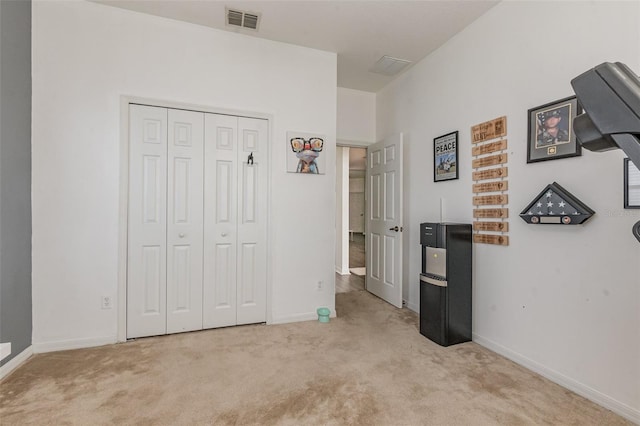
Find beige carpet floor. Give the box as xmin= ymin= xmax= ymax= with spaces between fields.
xmin=0 ymin=290 xmax=630 ymax=425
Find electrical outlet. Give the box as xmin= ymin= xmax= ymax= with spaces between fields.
xmin=316 ymin=281 xmax=323 ymax=291
xmin=101 ymin=296 xmax=113 ymax=310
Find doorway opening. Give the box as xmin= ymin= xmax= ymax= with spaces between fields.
xmin=336 ymin=134 xmax=404 ymax=309
xmin=335 ymin=145 xmax=367 ymax=294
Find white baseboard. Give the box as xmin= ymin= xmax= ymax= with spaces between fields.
xmin=271 ymin=310 xmax=335 ymax=325
xmin=33 ymin=335 xmax=117 ymax=354
xmin=336 ymin=267 xmax=350 ymax=275
xmin=473 ymin=333 xmax=640 ymax=424
xmin=0 ymin=345 xmax=33 ymax=380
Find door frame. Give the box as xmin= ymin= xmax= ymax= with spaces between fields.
xmin=117 ymin=96 xmax=273 ymax=342
xmin=336 ymin=141 xmax=371 ymax=278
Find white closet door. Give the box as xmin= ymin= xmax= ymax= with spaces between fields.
xmin=236 ymin=117 xmax=268 ymax=325
xmin=203 ymin=114 xmax=239 ymax=328
xmin=166 ymin=109 xmax=204 ymax=334
xmin=127 ymin=105 xmax=168 ymax=338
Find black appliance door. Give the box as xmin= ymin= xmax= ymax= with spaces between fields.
xmin=419 ymin=276 xmax=448 ymax=346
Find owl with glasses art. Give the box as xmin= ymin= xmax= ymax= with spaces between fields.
xmin=290 ymin=137 xmax=324 ymax=174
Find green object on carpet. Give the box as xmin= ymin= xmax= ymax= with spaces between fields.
xmin=317 ymin=307 xmax=330 ymax=323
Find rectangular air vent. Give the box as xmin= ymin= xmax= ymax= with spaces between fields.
xmin=227 ymin=9 xmax=243 ymax=27
xmin=243 ymin=13 xmax=259 ymax=30
xmin=370 ymin=55 xmax=412 ymax=76
xmin=226 ymin=7 xmax=260 ymax=31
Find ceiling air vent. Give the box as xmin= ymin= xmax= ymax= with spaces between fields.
xmin=226 ymin=7 xmax=261 ymax=31
xmin=243 ymin=13 xmax=259 ymax=30
xmin=370 ymin=55 xmax=412 ymax=76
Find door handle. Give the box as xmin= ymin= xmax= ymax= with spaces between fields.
xmin=221 ymin=232 xmax=227 ymax=237
xmin=179 ymin=233 xmax=185 ymax=238
xmin=389 ymin=226 xmax=403 ymax=232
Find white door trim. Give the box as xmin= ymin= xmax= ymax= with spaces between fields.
xmin=335 ymin=146 xmax=350 ymax=275
xmin=335 ymin=142 xmax=372 ymax=277
xmin=118 ymin=95 xmax=273 ymax=342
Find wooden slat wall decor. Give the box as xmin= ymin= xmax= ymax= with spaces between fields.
xmin=473 ymin=194 xmax=508 ymax=206
xmin=473 ymin=234 xmax=509 ymax=246
xmin=473 ymin=208 xmax=508 ymax=218
xmin=471 ymin=116 xmax=507 ymax=143
xmin=471 ymin=116 xmax=509 ymax=245
xmin=472 ymin=153 xmax=507 ymax=168
xmin=473 ymin=181 xmax=509 ymax=193
xmin=473 ymin=221 xmax=509 ymax=232
xmin=472 ymin=167 xmax=508 ymax=181
xmin=471 ymin=140 xmax=508 ymax=156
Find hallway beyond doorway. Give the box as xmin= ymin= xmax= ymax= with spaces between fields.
xmin=336 ymin=233 xmax=366 ymax=293
xmin=348 ymin=233 xmax=365 ymax=268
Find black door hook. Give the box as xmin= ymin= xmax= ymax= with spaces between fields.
xmin=247 ymin=152 xmax=254 ymax=165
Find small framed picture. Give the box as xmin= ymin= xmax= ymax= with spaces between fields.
xmin=624 ymin=158 xmax=640 ymax=208
xmin=434 ymin=131 xmax=458 ymax=182
xmin=527 ymin=96 xmax=582 ymax=163
xmin=286 ymin=131 xmax=325 ymax=174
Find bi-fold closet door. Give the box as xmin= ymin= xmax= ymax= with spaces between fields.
xmin=127 ymin=104 xmax=267 ymax=339
xmin=203 ymin=113 xmax=268 ymax=329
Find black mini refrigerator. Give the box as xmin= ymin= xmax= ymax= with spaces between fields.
xmin=419 ymin=222 xmax=472 ymax=347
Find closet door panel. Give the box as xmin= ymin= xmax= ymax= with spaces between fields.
xmin=166 ymin=109 xmax=204 ymax=334
xmin=203 ymin=114 xmax=239 ymax=328
xmin=236 ymin=117 xmax=268 ymax=325
xmin=128 ymin=105 xmax=168 ymax=338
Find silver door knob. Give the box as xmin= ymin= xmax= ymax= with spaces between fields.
xmin=221 ymin=232 xmax=227 ymax=237
xmin=179 ymin=233 xmax=185 ymax=238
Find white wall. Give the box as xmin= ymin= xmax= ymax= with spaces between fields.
xmin=377 ymin=1 xmax=640 ymax=422
xmin=31 ymin=1 xmax=337 ymax=350
xmin=335 ymin=89 xmax=374 ymax=275
xmin=337 ymin=87 xmax=376 ymax=144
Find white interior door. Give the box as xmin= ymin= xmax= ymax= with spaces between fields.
xmin=127 ymin=105 xmax=168 ymax=338
xmin=366 ymin=134 xmax=403 ymax=308
xmin=128 ymin=105 xmax=268 ymax=338
xmin=203 ymin=115 xmax=268 ymax=328
xmin=236 ymin=117 xmax=268 ymax=325
xmin=166 ymin=109 xmax=204 ymax=334
xmin=203 ymin=114 xmax=239 ymax=328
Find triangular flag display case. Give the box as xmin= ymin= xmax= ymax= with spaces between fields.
xmin=520 ymin=182 xmax=594 ymax=225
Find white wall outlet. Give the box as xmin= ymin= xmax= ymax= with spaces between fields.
xmin=101 ymin=296 xmax=113 ymax=310
xmin=317 ymin=281 xmax=323 ymax=291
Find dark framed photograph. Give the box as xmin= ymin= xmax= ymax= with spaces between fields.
xmin=527 ymin=96 xmax=582 ymax=163
xmin=434 ymin=131 xmax=458 ymax=182
xmin=624 ymin=158 xmax=640 ymax=208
